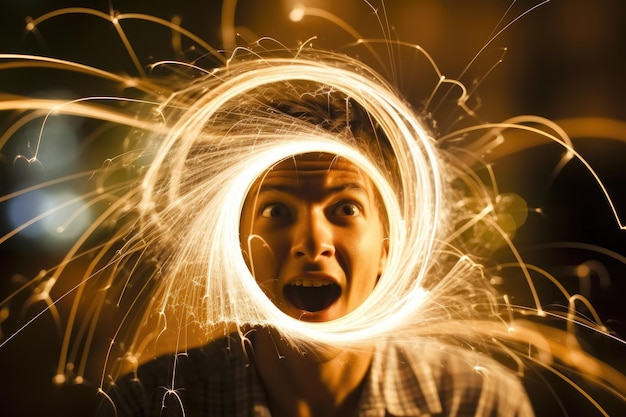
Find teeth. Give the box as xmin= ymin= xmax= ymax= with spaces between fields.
xmin=291 ymin=279 xmax=333 ymax=288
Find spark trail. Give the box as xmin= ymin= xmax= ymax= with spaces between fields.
xmin=0 ymin=2 xmax=624 ymax=416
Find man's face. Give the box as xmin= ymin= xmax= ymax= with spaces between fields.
xmin=240 ymin=153 xmax=388 ymax=322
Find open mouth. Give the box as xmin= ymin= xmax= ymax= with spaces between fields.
xmin=283 ymin=280 xmax=341 ymax=312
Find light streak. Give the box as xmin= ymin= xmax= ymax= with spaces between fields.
xmin=0 ymin=2 xmax=624 ymax=415
xmin=129 ymin=57 xmax=442 ymax=349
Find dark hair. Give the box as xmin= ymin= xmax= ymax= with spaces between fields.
xmin=260 ymin=80 xmax=400 ymax=192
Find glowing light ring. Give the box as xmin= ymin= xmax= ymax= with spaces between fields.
xmin=135 ymin=57 xmax=445 ymax=346
xmin=228 ymin=139 xmax=409 ymax=341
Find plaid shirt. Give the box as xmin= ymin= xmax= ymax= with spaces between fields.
xmin=99 ymin=334 xmax=534 ymax=417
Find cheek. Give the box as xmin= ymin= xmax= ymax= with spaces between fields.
xmin=244 ymin=230 xmax=291 ymax=282
xmin=344 ymin=231 xmax=385 ymax=280
xmin=245 ymin=237 xmax=275 ymax=281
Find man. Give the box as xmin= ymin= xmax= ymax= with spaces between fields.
xmin=98 ymin=84 xmax=534 ymax=417
xmin=237 ymin=152 xmax=387 ymax=416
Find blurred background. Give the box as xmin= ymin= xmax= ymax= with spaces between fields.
xmin=0 ymin=0 xmax=625 ymax=416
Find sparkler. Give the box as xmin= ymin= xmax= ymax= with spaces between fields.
xmin=0 ymin=2 xmax=624 ymax=416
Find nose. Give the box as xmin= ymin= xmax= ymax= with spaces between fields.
xmin=290 ymin=208 xmax=335 ymax=260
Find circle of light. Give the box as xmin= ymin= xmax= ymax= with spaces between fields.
xmin=140 ymin=58 xmax=443 ymax=346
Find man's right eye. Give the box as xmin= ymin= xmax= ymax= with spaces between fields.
xmin=260 ymin=203 xmax=291 ymax=218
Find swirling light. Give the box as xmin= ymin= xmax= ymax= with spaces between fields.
xmin=135 ymin=58 xmax=442 ymax=344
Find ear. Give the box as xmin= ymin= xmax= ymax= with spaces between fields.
xmin=378 ymin=237 xmax=389 ymax=276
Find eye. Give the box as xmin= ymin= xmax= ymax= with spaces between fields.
xmin=260 ymin=203 xmax=292 ymax=218
xmin=330 ymin=201 xmax=361 ymax=217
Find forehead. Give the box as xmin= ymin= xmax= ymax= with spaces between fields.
xmin=253 ymin=153 xmax=373 ymax=195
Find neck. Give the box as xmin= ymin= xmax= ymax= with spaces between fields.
xmin=252 ymin=328 xmax=373 ymax=417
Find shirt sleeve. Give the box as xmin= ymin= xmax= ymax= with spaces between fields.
xmin=378 ymin=340 xmax=535 ymax=417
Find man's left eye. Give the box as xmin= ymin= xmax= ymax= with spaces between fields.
xmin=331 ymin=202 xmax=361 ymax=217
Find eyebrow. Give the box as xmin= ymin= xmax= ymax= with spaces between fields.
xmin=258 ymin=182 xmax=369 ymax=195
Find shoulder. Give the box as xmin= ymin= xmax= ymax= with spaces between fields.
xmin=364 ymin=339 xmax=534 ymax=417
xmin=97 ymin=334 xmax=253 ymax=417
xmin=126 ymin=334 xmax=249 ymax=389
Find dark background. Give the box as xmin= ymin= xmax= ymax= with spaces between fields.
xmin=0 ymin=0 xmax=625 ymax=416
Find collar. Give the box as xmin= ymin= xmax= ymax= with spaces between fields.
xmin=237 ymin=336 xmax=445 ymax=417
xmin=357 ymin=340 xmax=444 ymax=416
